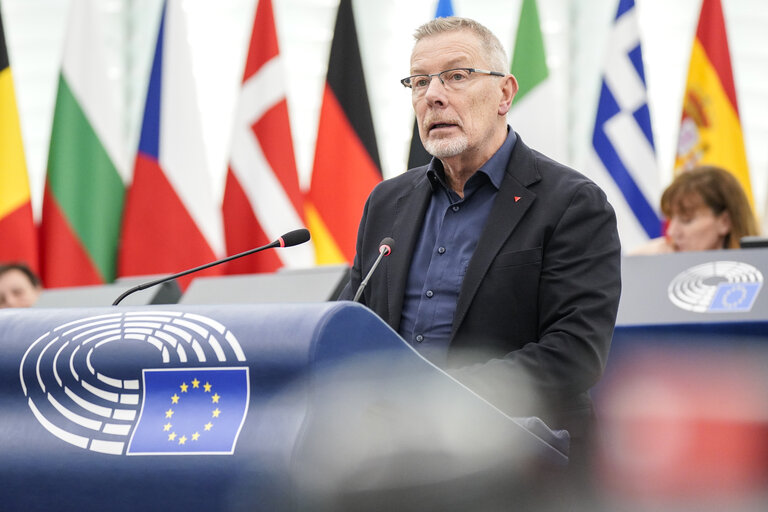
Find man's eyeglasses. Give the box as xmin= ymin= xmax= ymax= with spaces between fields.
xmin=400 ymin=68 xmax=505 ymax=95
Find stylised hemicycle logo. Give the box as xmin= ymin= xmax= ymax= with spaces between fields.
xmin=19 ymin=311 xmax=249 ymax=456
xmin=668 ymin=261 xmax=763 ymax=313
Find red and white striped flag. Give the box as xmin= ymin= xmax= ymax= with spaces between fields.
xmin=221 ymin=0 xmax=312 ymax=274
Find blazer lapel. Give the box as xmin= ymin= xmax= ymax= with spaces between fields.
xmin=387 ymin=175 xmax=432 ymax=329
xmin=451 ymin=137 xmax=541 ymax=337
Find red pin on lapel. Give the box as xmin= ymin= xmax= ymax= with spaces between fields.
xmin=514 ymin=196 xmax=521 ymax=202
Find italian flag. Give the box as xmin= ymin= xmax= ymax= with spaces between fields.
xmin=507 ymin=0 xmax=566 ymax=162
xmin=40 ymin=0 xmax=126 ymax=287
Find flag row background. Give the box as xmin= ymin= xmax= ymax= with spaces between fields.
xmin=2 ymin=0 xmax=768 ymax=287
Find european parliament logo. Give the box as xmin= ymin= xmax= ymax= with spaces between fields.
xmin=19 ymin=311 xmax=250 ymax=456
xmin=668 ymin=261 xmax=763 ymax=313
xmin=128 ymin=368 xmax=249 ymax=455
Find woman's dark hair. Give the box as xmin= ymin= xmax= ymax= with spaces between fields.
xmin=660 ymin=166 xmax=759 ymax=249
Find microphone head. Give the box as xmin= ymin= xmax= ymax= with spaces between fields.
xmin=379 ymin=237 xmax=395 ymax=256
xmin=279 ymin=229 xmax=311 ymax=248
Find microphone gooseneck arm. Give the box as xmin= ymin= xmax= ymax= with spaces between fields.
xmin=112 ymin=228 xmax=310 ymax=306
xmin=353 ymin=237 xmax=394 ymax=303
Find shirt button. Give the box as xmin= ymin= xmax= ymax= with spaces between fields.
xmin=415 ymin=334 xmax=424 ymax=343
xmin=425 ymin=290 xmax=434 ymax=298
xmin=452 ymin=205 xmax=460 ymax=212
xmin=437 ymin=247 xmax=446 ymax=254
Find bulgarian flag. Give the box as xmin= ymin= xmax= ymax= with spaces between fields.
xmin=0 ymin=10 xmax=37 ymax=270
xmin=507 ymin=0 xmax=566 ymax=162
xmin=305 ymin=0 xmax=382 ymax=264
xmin=119 ymin=1 xmax=223 ymax=288
xmin=675 ymin=0 xmax=753 ymax=205
xmin=40 ymin=0 xmax=127 ymax=287
xmin=222 ymin=0 xmax=313 ymax=274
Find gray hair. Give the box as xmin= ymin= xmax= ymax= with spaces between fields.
xmin=412 ymin=17 xmax=508 ymax=72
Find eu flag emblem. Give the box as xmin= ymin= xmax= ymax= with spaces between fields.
xmin=708 ymin=282 xmax=761 ymax=312
xmin=127 ymin=368 xmax=249 ymax=455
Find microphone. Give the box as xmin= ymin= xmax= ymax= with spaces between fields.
xmin=353 ymin=237 xmax=394 ymax=303
xmin=112 ymin=228 xmax=311 ymax=306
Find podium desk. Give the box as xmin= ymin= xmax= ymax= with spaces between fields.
xmin=1 ymin=302 xmax=567 ymax=511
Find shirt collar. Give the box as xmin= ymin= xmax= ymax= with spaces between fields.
xmin=425 ymin=127 xmax=517 ymax=192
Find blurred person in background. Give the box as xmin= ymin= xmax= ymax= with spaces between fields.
xmin=632 ymin=165 xmax=759 ymax=254
xmin=0 ymin=263 xmax=42 ymax=308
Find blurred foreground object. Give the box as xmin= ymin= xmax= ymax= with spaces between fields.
xmin=595 ymin=248 xmax=768 ymax=511
xmin=597 ymin=346 xmax=768 ymax=511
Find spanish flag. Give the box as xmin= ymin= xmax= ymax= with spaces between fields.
xmin=0 ymin=11 xmax=37 ymax=270
xmin=305 ymin=0 xmax=381 ymax=264
xmin=675 ymin=0 xmax=753 ymax=205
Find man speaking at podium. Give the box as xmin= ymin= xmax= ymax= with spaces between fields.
xmin=339 ymin=16 xmax=621 ymax=464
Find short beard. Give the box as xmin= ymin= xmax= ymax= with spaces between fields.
xmin=423 ymin=134 xmax=468 ymax=159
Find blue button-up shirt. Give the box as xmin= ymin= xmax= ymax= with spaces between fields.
xmin=398 ymin=129 xmax=517 ymax=366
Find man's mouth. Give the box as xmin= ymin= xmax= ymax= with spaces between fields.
xmin=429 ymin=122 xmax=458 ymax=132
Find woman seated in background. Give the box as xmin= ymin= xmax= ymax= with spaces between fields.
xmin=632 ymin=165 xmax=760 ymax=254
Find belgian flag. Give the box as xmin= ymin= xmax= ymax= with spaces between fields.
xmin=0 ymin=11 xmax=38 ymax=270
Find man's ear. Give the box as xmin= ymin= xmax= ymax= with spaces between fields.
xmin=498 ymin=74 xmax=519 ymax=116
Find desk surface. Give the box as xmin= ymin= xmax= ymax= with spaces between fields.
xmin=618 ymin=247 xmax=768 ymax=326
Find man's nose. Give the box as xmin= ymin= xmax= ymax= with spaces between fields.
xmin=424 ymin=75 xmax=447 ymax=103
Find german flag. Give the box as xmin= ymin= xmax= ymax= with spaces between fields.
xmin=306 ymin=0 xmax=381 ymax=264
xmin=675 ymin=0 xmax=753 ymax=206
xmin=0 ymin=11 xmax=38 ymax=270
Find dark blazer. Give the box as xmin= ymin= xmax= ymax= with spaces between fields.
xmin=339 ymin=135 xmax=621 ymax=437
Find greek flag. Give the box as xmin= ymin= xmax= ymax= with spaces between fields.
xmin=590 ymin=0 xmax=662 ymax=252
xmin=128 ymin=367 xmax=249 ymax=455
